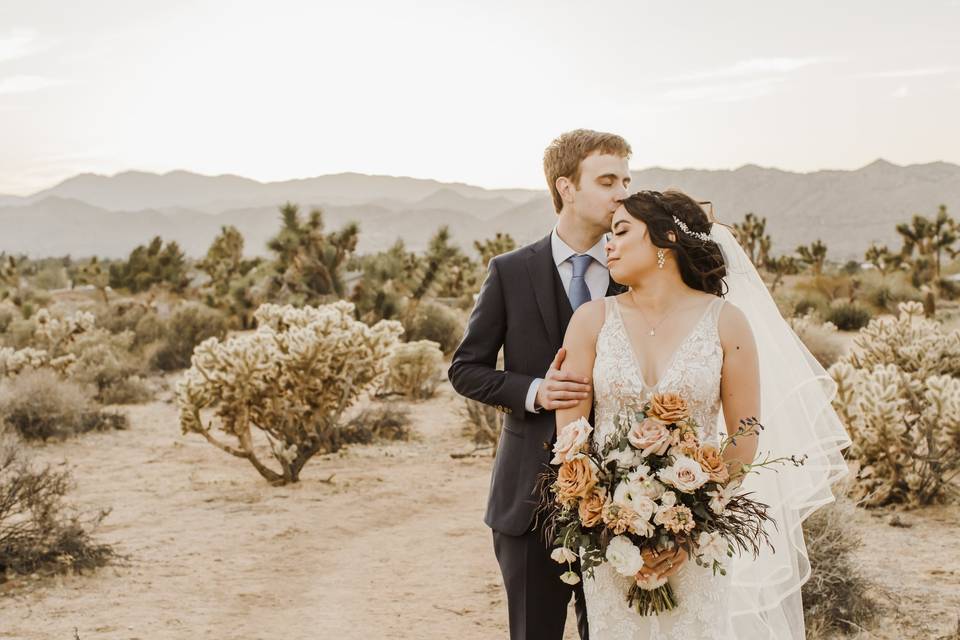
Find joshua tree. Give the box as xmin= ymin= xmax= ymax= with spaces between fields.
xmin=796 ymin=240 xmax=828 ymax=276
xmin=864 ymin=243 xmax=902 ymax=276
xmin=896 ymin=206 xmax=957 ymax=286
xmin=732 ymin=213 xmax=771 ymax=268
xmin=474 ymin=232 xmax=517 ymax=268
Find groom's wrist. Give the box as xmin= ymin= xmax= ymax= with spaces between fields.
xmin=525 ymin=378 xmax=544 ymax=413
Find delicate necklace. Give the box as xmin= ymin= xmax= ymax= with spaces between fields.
xmin=633 ymin=298 xmax=687 ymax=336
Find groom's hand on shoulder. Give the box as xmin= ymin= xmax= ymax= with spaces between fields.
xmin=535 ymin=347 xmax=591 ymax=411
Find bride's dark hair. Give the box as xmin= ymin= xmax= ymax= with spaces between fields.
xmin=621 ymin=189 xmax=727 ymax=297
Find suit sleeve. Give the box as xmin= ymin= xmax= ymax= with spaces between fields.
xmin=447 ymin=257 xmax=535 ymax=419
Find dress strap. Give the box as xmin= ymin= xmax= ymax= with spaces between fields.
xmin=709 ymin=296 xmax=726 ymax=328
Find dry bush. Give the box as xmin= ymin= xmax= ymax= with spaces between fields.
xmin=0 ymin=370 xmax=127 ymax=441
xmin=461 ymin=397 xmax=503 ymax=450
xmin=802 ymin=488 xmax=883 ymax=637
xmin=829 ymin=301 xmax=960 ymax=507
xmin=0 ymin=434 xmax=116 ymax=578
xmin=379 ymin=340 xmax=444 ymax=400
xmin=177 ymin=301 xmax=402 ymax=485
xmin=788 ymin=311 xmax=846 ymax=368
xmin=149 ymin=302 xmax=229 ymax=371
xmin=858 ymin=270 xmax=922 ymax=313
xmin=340 ymin=403 xmax=412 ymax=445
xmin=402 ymin=300 xmax=464 ymax=355
xmin=0 ymin=301 xmax=17 ymax=334
xmin=825 ymin=300 xmax=873 ymax=331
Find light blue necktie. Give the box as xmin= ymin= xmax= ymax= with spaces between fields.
xmin=568 ymin=254 xmax=593 ymax=311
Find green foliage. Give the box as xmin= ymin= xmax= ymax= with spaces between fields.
xmin=66 ymin=330 xmax=153 ymax=404
xmin=732 ymin=213 xmax=770 ymax=268
xmin=864 ymin=243 xmax=902 ymax=276
xmin=896 ymin=205 xmax=958 ymax=287
xmin=764 ymin=254 xmax=799 ymax=292
xmin=474 ymin=232 xmax=517 ymax=268
xmin=0 ymin=370 xmax=127 ymax=440
xmin=197 ymin=225 xmax=262 ymax=321
xmin=149 ymin=303 xmax=230 ymax=371
xmin=795 ymin=239 xmax=828 ymax=275
xmin=265 ymin=202 xmax=358 ymax=305
xmin=350 ymin=239 xmax=421 ymax=324
xmin=824 ymin=301 xmax=873 ymax=331
xmin=401 ymin=300 xmax=464 ymax=354
xmin=108 ymin=236 xmax=190 ymax=294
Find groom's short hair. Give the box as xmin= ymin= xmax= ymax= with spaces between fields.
xmin=543 ymin=129 xmax=632 ymax=213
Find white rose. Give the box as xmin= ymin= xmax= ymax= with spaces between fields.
xmin=604 ymin=447 xmax=641 ymax=469
xmin=660 ymin=491 xmax=677 ymax=508
xmin=560 ymin=570 xmax=581 ymax=585
xmin=550 ymin=547 xmax=578 ymax=564
xmin=552 ymin=417 xmax=593 ymax=464
xmin=697 ymin=531 xmax=728 ymax=565
xmin=613 ymin=482 xmax=657 ymax=523
xmin=657 ymin=455 xmax=710 ymax=493
xmin=605 ymin=536 xmax=645 ymax=577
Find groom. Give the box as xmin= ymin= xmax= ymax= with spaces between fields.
xmin=448 ymin=129 xmax=632 ymax=640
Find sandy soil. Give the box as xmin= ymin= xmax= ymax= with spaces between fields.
xmin=1 ymin=376 xmax=958 ymax=639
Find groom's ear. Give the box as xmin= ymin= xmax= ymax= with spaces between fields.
xmin=556 ymin=176 xmax=575 ymax=204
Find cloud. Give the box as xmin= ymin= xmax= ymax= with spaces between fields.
xmin=0 ymin=75 xmax=62 ymax=94
xmin=892 ymin=85 xmax=910 ymax=98
xmin=0 ymin=28 xmax=43 ymax=63
xmin=667 ymin=57 xmax=832 ymax=83
xmin=858 ymin=67 xmax=954 ymax=79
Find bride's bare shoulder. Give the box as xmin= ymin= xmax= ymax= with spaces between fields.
xmin=717 ymin=300 xmax=755 ymax=349
xmin=565 ymin=297 xmax=608 ymax=341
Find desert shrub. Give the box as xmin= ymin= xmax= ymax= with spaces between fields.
xmin=825 ymin=301 xmax=873 ymax=331
xmin=787 ymin=312 xmax=845 ymax=368
xmin=802 ymin=488 xmax=883 ymax=637
xmin=858 ymin=270 xmax=921 ymax=313
xmin=402 ymin=300 xmax=464 ymax=354
xmin=0 ymin=301 xmax=17 ymax=333
xmin=461 ymin=397 xmax=503 ymax=450
xmin=0 ymin=434 xmax=116 ymax=577
xmin=0 ymin=370 xmax=127 ymax=441
xmin=176 ymin=301 xmax=402 ymax=485
xmin=829 ymin=301 xmax=960 ymax=507
xmin=132 ymin=309 xmax=166 ymax=348
xmin=149 ymin=303 xmax=229 ymax=371
xmin=340 ymin=403 xmax=412 ymax=445
xmin=108 ymin=236 xmax=189 ymax=293
xmin=792 ymin=293 xmax=828 ymax=318
xmin=379 ymin=340 xmax=444 ymax=400
xmin=65 ymin=330 xmax=152 ymax=404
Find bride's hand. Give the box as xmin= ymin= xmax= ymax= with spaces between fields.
xmin=639 ymin=546 xmax=687 ymax=580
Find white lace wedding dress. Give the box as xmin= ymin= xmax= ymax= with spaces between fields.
xmin=583 ymin=295 xmax=736 ymax=640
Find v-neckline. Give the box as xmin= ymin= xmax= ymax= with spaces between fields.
xmin=613 ymin=296 xmax=717 ymax=391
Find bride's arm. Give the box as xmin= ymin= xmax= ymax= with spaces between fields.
xmin=718 ymin=301 xmax=761 ymax=471
xmin=554 ymin=299 xmax=605 ymax=435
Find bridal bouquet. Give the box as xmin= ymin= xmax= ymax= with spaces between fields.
xmin=538 ymin=392 xmax=805 ymax=616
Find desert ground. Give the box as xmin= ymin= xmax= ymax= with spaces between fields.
xmin=1 ymin=371 xmax=958 ymax=640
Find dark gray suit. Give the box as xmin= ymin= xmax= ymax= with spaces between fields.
xmin=448 ymin=233 xmax=624 ymax=640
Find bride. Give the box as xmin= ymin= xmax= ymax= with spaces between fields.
xmin=555 ymin=190 xmax=851 ymax=639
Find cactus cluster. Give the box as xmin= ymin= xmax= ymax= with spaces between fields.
xmin=829 ymin=301 xmax=960 ymax=506
xmin=176 ymin=300 xmax=402 ymax=485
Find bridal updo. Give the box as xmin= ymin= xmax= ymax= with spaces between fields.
xmin=620 ymin=189 xmax=728 ymax=297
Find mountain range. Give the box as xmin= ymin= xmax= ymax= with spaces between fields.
xmin=2 ymin=160 xmax=958 ymax=261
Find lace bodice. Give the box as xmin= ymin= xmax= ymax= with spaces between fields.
xmin=584 ymin=295 xmax=734 ymax=640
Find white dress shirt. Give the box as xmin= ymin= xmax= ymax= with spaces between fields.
xmin=525 ymin=227 xmax=610 ymax=413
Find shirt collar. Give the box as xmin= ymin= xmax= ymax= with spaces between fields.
xmin=550 ymin=225 xmax=609 ymax=268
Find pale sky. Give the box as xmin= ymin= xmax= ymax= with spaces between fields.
xmin=1 ymin=0 xmax=959 ymax=195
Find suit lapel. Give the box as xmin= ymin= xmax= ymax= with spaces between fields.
xmin=525 ymin=235 xmax=563 ymax=347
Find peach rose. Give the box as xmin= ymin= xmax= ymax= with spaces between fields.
xmin=648 ymin=393 xmax=691 ymax=423
xmin=694 ymin=445 xmax=729 ymax=483
xmin=578 ymin=488 xmax=608 ymax=528
xmin=555 ymin=457 xmax=598 ymax=505
xmin=628 ymin=418 xmax=672 ymax=457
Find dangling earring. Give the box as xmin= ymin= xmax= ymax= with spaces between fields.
xmin=656 ymin=249 xmax=666 ymax=270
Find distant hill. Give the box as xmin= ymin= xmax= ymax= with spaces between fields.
xmin=1 ymin=161 xmax=958 ymax=260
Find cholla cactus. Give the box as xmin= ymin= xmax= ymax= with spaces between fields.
xmin=176 ymin=300 xmax=402 ymax=485
xmin=829 ymin=301 xmax=960 ymax=506
xmin=378 ymin=340 xmax=443 ymax=400
xmin=0 ymin=309 xmax=94 ymax=378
